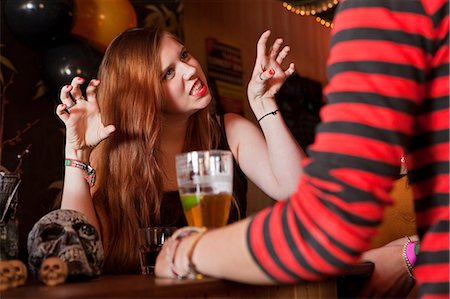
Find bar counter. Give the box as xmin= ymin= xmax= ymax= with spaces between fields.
xmin=3 ymin=262 xmax=373 ymax=298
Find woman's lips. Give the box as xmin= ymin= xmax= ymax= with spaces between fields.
xmin=190 ymin=79 xmax=208 ymax=97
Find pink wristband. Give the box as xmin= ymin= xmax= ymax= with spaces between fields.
xmin=406 ymin=241 xmax=417 ymax=267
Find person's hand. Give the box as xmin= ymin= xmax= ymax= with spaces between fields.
xmin=56 ymin=77 xmax=116 ymax=156
xmin=155 ymin=237 xmax=175 ymax=278
xmin=156 ymin=227 xmax=208 ymax=279
xmin=247 ymin=30 xmax=295 ymax=118
xmin=155 ymin=230 xmax=195 ymax=279
xmin=358 ymin=239 xmax=416 ymax=298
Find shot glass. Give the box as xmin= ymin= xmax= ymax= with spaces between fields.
xmin=137 ymin=227 xmax=177 ymax=275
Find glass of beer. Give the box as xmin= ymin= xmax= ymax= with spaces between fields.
xmin=176 ymin=150 xmax=233 ymax=228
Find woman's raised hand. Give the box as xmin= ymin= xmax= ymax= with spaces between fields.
xmin=247 ymin=30 xmax=295 ymax=114
xmin=56 ymin=77 xmax=115 ymax=155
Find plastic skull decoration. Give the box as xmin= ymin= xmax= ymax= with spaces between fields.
xmin=9 ymin=259 xmax=27 ymax=287
xmin=40 ymin=257 xmax=68 ymax=286
xmin=0 ymin=260 xmax=14 ymax=291
xmin=27 ymin=209 xmax=104 ymax=280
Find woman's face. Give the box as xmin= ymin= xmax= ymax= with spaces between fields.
xmin=159 ymin=34 xmax=211 ymax=116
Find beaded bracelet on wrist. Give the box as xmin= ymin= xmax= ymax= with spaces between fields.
xmin=65 ymin=159 xmax=96 ymax=187
xmin=167 ymin=226 xmax=207 ymax=279
xmin=402 ymin=238 xmax=416 ymax=281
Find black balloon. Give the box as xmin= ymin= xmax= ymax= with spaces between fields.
xmin=316 ymin=5 xmax=337 ymax=23
xmin=5 ymin=0 xmax=74 ymax=46
xmin=43 ymin=37 xmax=103 ymax=95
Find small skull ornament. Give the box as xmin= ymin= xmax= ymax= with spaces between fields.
xmin=9 ymin=259 xmax=27 ymax=287
xmin=0 ymin=260 xmax=14 ymax=291
xmin=40 ymin=257 xmax=68 ymax=286
xmin=27 ymin=209 xmax=104 ymax=280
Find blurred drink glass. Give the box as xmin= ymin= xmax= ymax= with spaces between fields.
xmin=176 ymin=150 xmax=233 ymax=228
xmin=0 ymin=172 xmax=21 ymax=260
xmin=137 ymin=227 xmax=176 ymax=275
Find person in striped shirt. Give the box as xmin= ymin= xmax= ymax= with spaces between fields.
xmin=156 ymin=0 xmax=449 ymax=298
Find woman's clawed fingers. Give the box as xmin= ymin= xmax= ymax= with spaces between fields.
xmin=285 ymin=62 xmax=295 ymax=77
xmin=56 ymin=76 xmax=115 ymax=149
xmin=86 ymin=79 xmax=100 ymax=102
xmin=58 ymin=77 xmax=85 ymax=117
xmin=269 ymin=38 xmax=283 ymax=61
xmin=60 ymin=84 xmax=74 ymax=109
xmin=276 ymin=45 xmax=290 ymax=65
xmin=98 ymin=124 xmax=116 ymax=141
xmin=248 ymin=30 xmax=295 ymax=104
xmin=57 ymin=77 xmax=101 ymax=118
xmin=56 ymin=102 xmax=69 ymax=122
xmin=253 ymin=30 xmax=294 ymax=84
xmin=69 ymin=77 xmax=85 ymax=101
xmin=256 ymin=30 xmax=271 ymax=67
xmin=57 ymin=84 xmax=74 ymax=122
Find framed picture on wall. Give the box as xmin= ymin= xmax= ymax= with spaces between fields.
xmin=205 ymin=38 xmax=244 ymax=115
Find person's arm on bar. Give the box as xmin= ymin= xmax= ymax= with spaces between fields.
xmin=156 ymin=218 xmax=272 ymax=284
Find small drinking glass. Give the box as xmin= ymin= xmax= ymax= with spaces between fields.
xmin=176 ymin=150 xmax=233 ymax=228
xmin=137 ymin=227 xmax=177 ymax=275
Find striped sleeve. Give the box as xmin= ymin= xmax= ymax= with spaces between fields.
xmin=247 ymin=0 xmax=449 ymax=298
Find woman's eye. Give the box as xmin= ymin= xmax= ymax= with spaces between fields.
xmin=180 ymin=50 xmax=189 ymax=61
xmin=163 ymin=68 xmax=174 ymax=80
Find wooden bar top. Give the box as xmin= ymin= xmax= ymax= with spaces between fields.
xmin=2 ymin=262 xmax=373 ymax=298
xmin=2 ymin=275 xmax=335 ymax=298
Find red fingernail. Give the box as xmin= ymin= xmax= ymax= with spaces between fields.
xmin=269 ymin=69 xmax=275 ymax=75
xmin=65 ymin=85 xmax=71 ymax=88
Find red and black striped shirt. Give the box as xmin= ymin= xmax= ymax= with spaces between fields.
xmin=247 ymin=1 xmax=449 ymax=298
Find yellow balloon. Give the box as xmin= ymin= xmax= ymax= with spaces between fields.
xmin=71 ymin=0 xmax=137 ymax=52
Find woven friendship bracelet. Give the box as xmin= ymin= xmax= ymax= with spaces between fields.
xmin=257 ymin=109 xmax=280 ymax=123
xmin=64 ymin=159 xmax=96 ymax=187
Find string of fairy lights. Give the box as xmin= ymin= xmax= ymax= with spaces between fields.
xmin=279 ymin=0 xmax=339 ymax=28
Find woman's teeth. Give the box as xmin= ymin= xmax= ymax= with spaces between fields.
xmin=191 ymin=80 xmax=203 ymax=95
